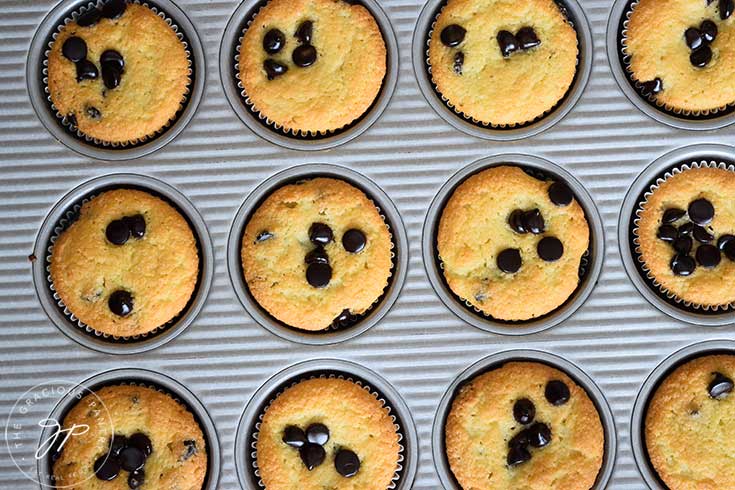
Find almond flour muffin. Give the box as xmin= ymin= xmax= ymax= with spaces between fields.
xmin=238 ymin=0 xmax=387 ymax=134
xmin=241 ymin=177 xmax=392 ymax=331
xmin=445 ymin=362 xmax=604 ymax=490
xmin=624 ymin=0 xmax=735 ymax=113
xmin=437 ymin=166 xmax=589 ymax=321
xmin=47 ymin=0 xmax=190 ymax=143
xmin=635 ymin=166 xmax=735 ymax=307
xmin=428 ymin=0 xmax=578 ymax=126
xmin=256 ymin=377 xmax=400 ymax=490
xmin=50 ymin=189 xmax=199 ymax=337
xmin=53 ymin=385 xmax=207 ymax=490
xmin=646 ymin=354 xmax=735 ymax=490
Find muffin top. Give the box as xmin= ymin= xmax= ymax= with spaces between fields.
xmin=256 ymin=377 xmax=400 ymax=490
xmin=53 ymin=385 xmax=207 ymax=490
xmin=241 ymin=177 xmax=392 ymax=331
xmin=625 ymin=0 xmax=735 ymax=113
xmin=445 ymin=361 xmax=604 ymax=490
xmin=50 ymin=189 xmax=199 ymax=337
xmin=636 ymin=166 xmax=735 ymax=306
xmin=437 ymin=166 xmax=589 ymax=321
xmin=238 ymin=0 xmax=387 ymax=134
xmin=646 ymin=354 xmax=735 ymax=489
xmin=46 ymin=1 xmax=190 ymax=143
xmin=428 ymin=0 xmax=578 ymax=126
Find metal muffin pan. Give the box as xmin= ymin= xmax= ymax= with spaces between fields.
xmin=431 ymin=349 xmax=617 ymax=490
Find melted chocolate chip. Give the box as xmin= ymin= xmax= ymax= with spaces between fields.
xmin=537 ymin=237 xmax=564 ymax=262
xmin=508 ymin=210 xmax=527 ymax=234
xmin=106 ymin=219 xmax=129 ymax=245
xmin=181 ymin=440 xmax=197 ymax=461
xmin=263 ymin=59 xmax=288 ymax=80
xmin=334 ymin=448 xmax=360 ymax=478
xmin=724 ymin=241 xmax=735 ymax=261
xmin=678 ymin=222 xmax=694 ymax=237
xmin=102 ymin=64 xmax=122 ymax=89
xmin=696 ymin=244 xmax=721 ymax=268
xmin=128 ymin=433 xmax=152 ymax=457
xmin=101 ymin=0 xmax=127 ymax=19
xmin=93 ymin=455 xmax=120 ymax=481
xmin=256 ymin=231 xmax=273 ymax=242
xmin=62 ymin=37 xmax=87 ymax=63
xmin=109 ymin=290 xmax=133 ymax=316
xmin=110 ymin=434 xmax=127 ymax=456
xmin=701 ymin=20 xmax=718 ymax=43
xmin=720 ymin=0 xmax=734 ymax=20
xmin=508 ymin=430 xmax=529 ymax=449
xmin=693 ymin=225 xmax=714 ymax=243
xmin=86 ymin=106 xmax=101 ymax=120
xmin=333 ymin=309 xmax=352 ymax=327
xmin=670 ymin=254 xmax=696 ymax=276
xmin=306 ymin=263 xmax=331 ymax=288
xmin=75 ymin=59 xmax=99 ymax=81
xmin=292 ymin=44 xmax=317 ymax=67
xmin=548 ymin=182 xmax=573 ymax=206
xmin=124 ymin=215 xmax=146 ymax=239
xmin=120 ymin=446 xmax=145 ymax=472
xmin=440 ymin=24 xmax=466 ymax=47
xmin=453 ymin=51 xmax=464 ymax=75
xmin=497 ymin=30 xmax=519 ymax=58
xmin=517 ymin=27 xmax=541 ymax=50
xmin=689 ymin=198 xmax=715 ymax=225
xmin=306 ymin=423 xmax=329 ymax=445
xmin=101 ymin=50 xmax=124 ymax=71
xmin=657 ymin=225 xmax=678 ymax=242
xmin=673 ymin=236 xmax=693 ymax=254
xmin=662 ymin=208 xmax=685 ymax=224
xmin=545 ymin=380 xmax=570 ymax=406
xmin=690 ymin=45 xmax=713 ymax=68
xmin=685 ymin=27 xmax=703 ymax=50
xmin=299 ymin=443 xmax=326 ymax=471
xmin=640 ymin=78 xmax=664 ymax=96
xmin=513 ymin=398 xmax=535 ymax=425
xmin=263 ymin=29 xmax=285 ymax=54
xmin=708 ymin=372 xmax=734 ymax=399
xmin=526 ymin=422 xmax=551 ymax=448
xmin=718 ymin=234 xmax=735 ymax=251
xmin=295 ymin=21 xmax=313 ymax=44
xmin=342 ymin=229 xmax=366 ymax=253
xmin=77 ymin=8 xmax=102 ymax=27
xmin=507 ymin=444 xmax=531 ymax=466
xmin=523 ymin=209 xmax=545 ymax=234
xmin=309 ymin=223 xmax=333 ymax=245
xmin=283 ymin=426 xmax=307 ymax=448
xmin=128 ymin=469 xmax=144 ymax=489
xmin=305 ymin=246 xmax=329 ymax=265
xmin=497 ymin=248 xmax=522 ymax=274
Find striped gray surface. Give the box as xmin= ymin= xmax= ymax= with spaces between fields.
xmin=2 ymin=0 xmax=734 ymax=489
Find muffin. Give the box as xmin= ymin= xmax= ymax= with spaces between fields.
xmin=53 ymin=384 xmax=207 ymax=490
xmin=635 ymin=165 xmax=735 ymax=307
xmin=256 ymin=377 xmax=400 ymax=490
xmin=241 ymin=177 xmax=392 ymax=331
xmin=428 ymin=0 xmax=578 ymax=126
xmin=237 ymin=0 xmax=387 ymax=134
xmin=445 ymin=362 xmax=604 ymax=490
xmin=50 ymin=189 xmax=199 ymax=337
xmin=624 ymin=0 xmax=735 ymax=113
xmin=47 ymin=0 xmax=190 ymax=144
xmin=646 ymin=354 xmax=735 ymax=489
xmin=437 ymin=165 xmax=589 ymax=321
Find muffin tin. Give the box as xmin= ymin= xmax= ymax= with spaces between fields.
xmin=5 ymin=0 xmax=735 ymax=489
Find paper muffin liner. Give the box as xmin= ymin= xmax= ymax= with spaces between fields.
xmin=232 ymin=1 xmax=386 ymax=139
xmin=41 ymin=0 xmax=195 ymax=148
xmin=435 ymin=165 xmax=592 ymax=324
xmin=619 ymin=0 xmax=735 ymax=119
xmin=424 ymin=0 xmax=581 ymax=130
xmin=249 ymin=372 xmax=406 ymax=490
xmin=44 ymin=188 xmax=202 ymax=343
xmin=631 ymin=159 xmax=735 ymax=313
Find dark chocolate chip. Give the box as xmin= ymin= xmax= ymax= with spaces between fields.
xmin=108 ymin=290 xmax=133 ymax=317
xmin=256 ymin=231 xmax=273 ymax=242
xmin=181 ymin=440 xmax=197 ymax=461
xmin=102 ymin=64 xmax=122 ymax=89
xmin=440 ymin=24 xmax=466 ymax=47
xmin=306 ymin=263 xmax=331 ymax=288
xmin=548 ymin=182 xmax=573 ymax=206
xmin=306 ymin=423 xmax=329 ymax=445
xmin=689 ymin=198 xmax=715 ymax=225
xmin=662 ymin=208 xmax=685 ymax=224
xmin=101 ymin=50 xmax=124 ymax=71
xmin=508 ymin=210 xmax=527 ymax=234
xmin=513 ymin=398 xmax=535 ymax=425
xmin=657 ymin=225 xmax=678 ymax=242
xmin=678 ymin=222 xmax=694 ymax=237
xmin=507 ymin=444 xmax=531 ymax=466
xmin=305 ymin=246 xmax=329 ymax=265
xmin=724 ymin=241 xmax=735 ymax=261
xmin=673 ymin=236 xmax=693 ymax=254
xmin=508 ymin=430 xmax=529 ymax=449
xmin=282 ymin=425 xmax=307 ymax=448
xmin=123 ymin=215 xmax=146 ymax=239
xmin=497 ymin=248 xmax=522 ymax=274
xmin=537 ymin=237 xmax=564 ymax=262
xmin=77 ymin=8 xmax=102 ymax=27
xmin=545 ymin=380 xmax=570 ymax=406
xmin=309 ymin=222 xmax=333 ymax=245
xmin=526 ymin=422 xmax=551 ymax=448
xmin=342 ymin=229 xmax=366 ymax=253
xmin=106 ymin=219 xmax=129 ymax=245
xmin=640 ymin=78 xmax=664 ymax=96
xmin=690 ymin=45 xmax=713 ymax=68
xmin=670 ymin=254 xmax=696 ymax=276
xmin=523 ymin=209 xmax=545 ymax=234
xmin=497 ymin=30 xmax=519 ymax=57
xmin=693 ymin=225 xmax=714 ymax=243
xmin=292 ymin=44 xmax=317 ymax=67
xmin=119 ymin=446 xmax=145 ymax=472
xmin=334 ymin=448 xmax=360 ymax=478
xmin=263 ymin=59 xmax=288 ymax=80
xmin=295 ymin=21 xmax=313 ymax=44
xmin=128 ymin=433 xmax=152 ymax=457
xmin=701 ymin=20 xmax=718 ymax=43
xmin=62 ymin=37 xmax=87 ymax=62
xmin=86 ymin=105 xmax=101 ymax=120
xmin=453 ymin=51 xmax=464 ymax=75
xmin=75 ymin=59 xmax=99 ymax=81
xmin=299 ymin=443 xmax=326 ymax=471
xmin=128 ymin=469 xmax=144 ymax=489
xmin=263 ymin=28 xmax=285 ymax=54
xmin=333 ymin=309 xmax=352 ymax=327
xmin=708 ymin=372 xmax=734 ymax=399
xmin=101 ymin=0 xmax=127 ymax=19
xmin=696 ymin=244 xmax=721 ymax=268
xmin=109 ymin=434 xmax=127 ymax=456
xmin=517 ymin=26 xmax=541 ymax=50
xmin=685 ymin=27 xmax=703 ymax=50
xmin=93 ymin=455 xmax=120 ymax=481
xmin=718 ymin=234 xmax=735 ymax=251
xmin=720 ymin=0 xmax=734 ymax=19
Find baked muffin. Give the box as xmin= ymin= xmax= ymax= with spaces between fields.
xmin=241 ymin=177 xmax=392 ymax=331
xmin=445 ymin=362 xmax=604 ymax=490
xmin=256 ymin=377 xmax=400 ymax=490
xmin=50 ymin=189 xmax=199 ymax=337
xmin=53 ymin=384 xmax=207 ymax=490
xmin=238 ymin=0 xmax=387 ymax=134
xmin=437 ymin=165 xmax=589 ymax=321
xmin=624 ymin=0 xmax=735 ymax=113
xmin=646 ymin=354 xmax=735 ymax=489
xmin=635 ymin=166 xmax=735 ymax=307
xmin=47 ymin=0 xmax=190 ymax=143
xmin=428 ymin=0 xmax=578 ymax=126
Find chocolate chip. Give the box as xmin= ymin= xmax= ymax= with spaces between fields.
xmin=701 ymin=20 xmax=718 ymax=43
xmin=497 ymin=30 xmax=519 ymax=57
xmin=523 ymin=209 xmax=545 ymax=234
xmin=708 ymin=372 xmax=733 ymax=399
xmin=333 ymin=309 xmax=352 ymax=327
xmin=256 ymin=231 xmax=273 ymax=242
xmin=685 ymin=27 xmax=703 ymax=50
xmin=662 ymin=208 xmax=685 ymax=224
xmin=513 ymin=398 xmax=535 ymax=425
xmin=507 ymin=444 xmax=531 ymax=466
xmin=545 ymin=380 xmax=570 ymax=405
xmin=62 ymin=37 xmax=87 ymax=62
xmin=306 ymin=423 xmax=329 ymax=445
xmin=306 ymin=263 xmax=331 ymax=288
xmin=128 ymin=433 xmax=152 ymax=457
xmin=440 ymin=24 xmax=466 ymax=47
xmin=106 ymin=219 xmax=129 ymax=245
xmin=108 ymin=290 xmax=133 ymax=317
xmin=688 ymin=198 xmax=714 ymax=225
xmin=120 ymin=446 xmax=145 ymax=472
xmin=720 ymin=0 xmax=734 ymax=19
xmin=334 ymin=448 xmax=360 ymax=478
xmin=101 ymin=50 xmax=124 ymax=71
xmin=526 ymin=422 xmax=551 ymax=448
xmin=497 ymin=248 xmax=522 ymax=274
xmin=537 ymin=237 xmax=563 ymax=262
xmin=548 ymin=182 xmax=573 ymax=206
xmin=263 ymin=59 xmax=288 ymax=80
xmin=670 ymin=254 xmax=696 ymax=276
xmin=724 ymin=241 xmax=735 ymax=261
xmin=342 ymin=229 xmax=366 ymax=253
xmin=718 ymin=234 xmax=735 ymax=251
xmin=640 ymin=78 xmax=664 ymax=96
xmin=263 ymin=28 xmax=285 ymax=54
xmin=673 ymin=236 xmax=693 ymax=254
xmin=283 ymin=426 xmax=307 ymax=448
xmin=696 ymin=244 xmax=721 ymax=268
xmin=309 ymin=223 xmax=333 ymax=245
xmin=693 ymin=225 xmax=714 ymax=243
xmin=86 ymin=106 xmax=101 ymax=120
xmin=690 ymin=45 xmax=713 ymax=68
xmin=93 ymin=455 xmax=120 ymax=481
xmin=678 ymin=222 xmax=694 ymax=237
xmin=657 ymin=225 xmax=677 ymax=242
xmin=77 ymin=8 xmax=102 ymax=27
xmin=508 ymin=430 xmax=529 ymax=449
xmin=299 ymin=443 xmax=326 ymax=471
xmin=101 ymin=0 xmax=127 ymax=19
xmin=295 ymin=21 xmax=313 ymax=44
xmin=75 ymin=59 xmax=98 ymax=81
xmin=508 ymin=210 xmax=527 ymax=234
xmin=123 ymin=215 xmax=145 ymax=239
xmin=110 ymin=434 xmax=127 ymax=456
xmin=292 ymin=44 xmax=317 ymax=67
xmin=517 ymin=26 xmax=541 ymax=50
xmin=181 ymin=440 xmax=197 ymax=461
xmin=102 ymin=64 xmax=122 ymax=89
xmin=453 ymin=51 xmax=464 ymax=75
xmin=305 ymin=246 xmax=329 ymax=264
xmin=128 ymin=469 xmax=144 ymax=489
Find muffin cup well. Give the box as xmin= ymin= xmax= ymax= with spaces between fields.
xmin=234 ymin=359 xmax=418 ymax=490
xmin=27 ymin=0 xmax=205 ymax=161
xmin=31 ymin=173 xmax=214 ymax=355
xmin=432 ymin=349 xmax=617 ymax=490
xmin=630 ymin=340 xmax=735 ymax=489
xmin=422 ymin=154 xmax=604 ymax=335
xmin=411 ymin=0 xmax=592 ymax=140
xmin=618 ymin=143 xmax=735 ymax=326
xmin=607 ymin=0 xmax=735 ymax=130
xmin=226 ymin=164 xmax=408 ymax=345
xmin=36 ymin=368 xmax=221 ymax=490
xmin=219 ymin=0 xmax=399 ymax=151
